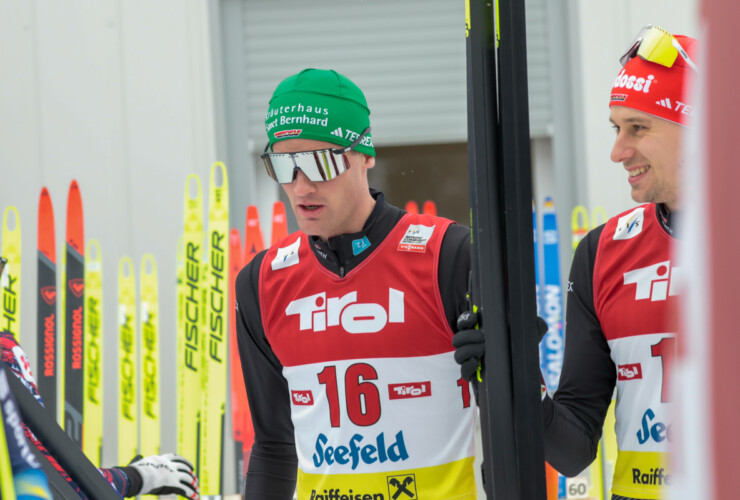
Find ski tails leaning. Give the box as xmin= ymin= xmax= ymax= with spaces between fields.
xmin=140 ymin=254 xmax=161 ymax=460
xmin=37 ymin=189 xmax=57 ymax=418
xmin=118 ymin=256 xmax=138 ymax=464
xmin=63 ymin=180 xmax=84 ymax=447
xmin=231 ymin=204 xmax=264 ymax=489
xmin=83 ymin=239 xmax=103 ymax=466
xmin=177 ymin=174 xmax=203 ymax=475
xmin=200 ymin=162 xmax=229 ymax=495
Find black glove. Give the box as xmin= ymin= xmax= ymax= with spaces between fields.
xmin=129 ymin=453 xmax=199 ymax=499
xmin=453 ymin=312 xmax=550 ymax=382
xmin=453 ymin=310 xmax=485 ymax=381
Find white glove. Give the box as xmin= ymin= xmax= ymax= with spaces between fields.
xmin=129 ymin=453 xmax=199 ymax=499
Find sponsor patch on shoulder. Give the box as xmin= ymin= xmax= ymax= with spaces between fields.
xmin=271 ymin=237 xmax=301 ymax=270
xmin=397 ymin=224 xmax=435 ymax=253
xmin=613 ymin=207 xmax=645 ymax=240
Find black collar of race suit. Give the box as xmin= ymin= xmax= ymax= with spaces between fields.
xmin=656 ymin=203 xmax=679 ymax=237
xmin=307 ymin=189 xmax=404 ymax=277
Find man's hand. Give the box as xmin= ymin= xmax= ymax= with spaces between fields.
xmin=453 ymin=311 xmax=549 ymax=382
xmin=453 ymin=310 xmax=485 ymax=381
xmin=129 ymin=453 xmax=199 ymax=499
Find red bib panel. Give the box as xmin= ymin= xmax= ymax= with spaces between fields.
xmin=593 ymin=204 xmax=677 ymax=499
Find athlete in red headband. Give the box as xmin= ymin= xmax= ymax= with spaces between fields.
xmin=454 ymin=25 xmax=696 ymax=500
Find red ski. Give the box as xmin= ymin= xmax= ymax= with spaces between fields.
xmin=422 ymin=200 xmax=438 ymax=216
xmin=37 ymin=188 xmax=58 ymax=418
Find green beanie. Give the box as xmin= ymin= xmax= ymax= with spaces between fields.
xmin=265 ymin=68 xmax=375 ymax=156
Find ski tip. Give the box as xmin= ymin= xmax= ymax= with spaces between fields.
xmin=66 ymin=180 xmax=84 ymax=256
xmin=271 ymin=201 xmax=288 ymax=245
xmin=185 ymin=173 xmax=202 ymax=201
xmin=571 ymin=205 xmax=589 ymax=229
xmin=210 ymin=161 xmax=229 ymax=189
xmin=404 ymin=201 xmax=419 ymax=214
xmin=3 ymin=206 xmax=19 ymax=234
xmin=591 ymin=206 xmax=608 ymax=226
xmin=422 ymin=200 xmax=437 ymax=216
xmin=272 ymin=201 xmax=286 ymax=215
xmin=141 ymin=253 xmax=156 ymax=276
xmin=246 ymin=205 xmax=260 ymax=221
xmin=38 ymin=188 xmax=56 ymax=262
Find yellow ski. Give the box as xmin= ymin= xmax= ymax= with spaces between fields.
xmin=118 ymin=256 xmax=138 ymax=464
xmin=200 ymin=162 xmax=229 ymax=494
xmin=568 ymin=205 xmax=616 ymax=500
xmin=591 ymin=206 xmax=608 ymax=228
xmin=140 ymin=254 xmax=161 ymax=458
xmin=177 ymin=174 xmax=204 ymax=472
xmin=83 ymin=239 xmax=103 ymax=466
xmin=570 ymin=205 xmax=589 ymax=254
xmin=1 ymin=206 xmax=21 ymax=341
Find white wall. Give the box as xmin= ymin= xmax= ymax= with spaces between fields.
xmin=572 ymin=1 xmax=699 ymax=219
xmin=0 ymin=0 xmax=222 ymax=469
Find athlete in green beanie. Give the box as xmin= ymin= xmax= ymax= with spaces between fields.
xmin=237 ymin=68 xmax=478 ymax=499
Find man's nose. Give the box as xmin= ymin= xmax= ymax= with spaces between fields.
xmin=611 ymin=131 xmax=635 ymax=164
xmin=292 ymin=169 xmax=317 ymax=195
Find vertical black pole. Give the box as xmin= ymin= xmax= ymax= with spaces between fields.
xmin=465 ymin=0 xmax=547 ymax=498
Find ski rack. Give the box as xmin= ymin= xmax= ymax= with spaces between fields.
xmin=465 ymin=0 xmax=547 ymax=498
xmin=4 ymin=365 xmax=119 ymax=499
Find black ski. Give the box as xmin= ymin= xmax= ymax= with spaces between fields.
xmin=465 ymin=1 xmax=546 ymax=498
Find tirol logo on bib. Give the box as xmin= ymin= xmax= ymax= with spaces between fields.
xmin=397 ymin=224 xmax=435 ymax=253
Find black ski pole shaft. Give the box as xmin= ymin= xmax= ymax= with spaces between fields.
xmin=465 ymin=0 xmax=547 ymax=498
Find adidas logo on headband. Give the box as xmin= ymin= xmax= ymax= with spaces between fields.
xmin=655 ymin=98 xmax=695 ymax=116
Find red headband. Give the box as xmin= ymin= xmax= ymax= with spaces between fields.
xmin=610 ymin=35 xmax=697 ymax=126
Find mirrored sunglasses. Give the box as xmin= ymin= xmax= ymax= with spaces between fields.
xmin=261 ymin=127 xmax=371 ymax=184
xmin=620 ymin=25 xmax=698 ymax=72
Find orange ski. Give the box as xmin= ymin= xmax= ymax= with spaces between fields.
xmin=37 ymin=187 xmax=58 ymax=418
xmin=404 ymin=201 xmax=419 ymax=214
xmin=244 ymin=205 xmax=266 ymax=263
xmin=270 ymin=201 xmax=288 ymax=245
xmin=422 ymin=200 xmax=438 ymax=216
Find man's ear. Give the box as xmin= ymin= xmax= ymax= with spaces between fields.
xmin=363 ymin=154 xmax=376 ymax=171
